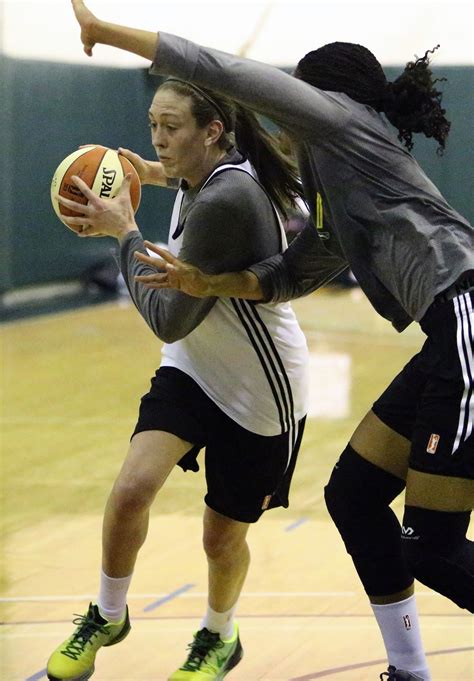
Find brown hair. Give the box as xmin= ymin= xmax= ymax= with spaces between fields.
xmin=157 ymin=79 xmax=304 ymax=216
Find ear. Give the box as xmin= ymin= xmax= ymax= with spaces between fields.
xmin=204 ymin=119 xmax=225 ymax=147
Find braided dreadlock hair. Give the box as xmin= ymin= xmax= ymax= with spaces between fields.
xmin=295 ymin=42 xmax=451 ymax=153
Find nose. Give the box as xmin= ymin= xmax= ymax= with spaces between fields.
xmin=152 ymin=127 xmax=166 ymax=151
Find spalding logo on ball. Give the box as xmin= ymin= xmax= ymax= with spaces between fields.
xmin=50 ymin=145 xmax=141 ymax=232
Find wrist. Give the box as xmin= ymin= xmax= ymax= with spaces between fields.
xmin=117 ymin=226 xmax=140 ymax=243
xmin=145 ymin=161 xmax=168 ymax=187
xmin=88 ymin=16 xmax=103 ymax=44
xmin=208 ymin=270 xmax=262 ymax=300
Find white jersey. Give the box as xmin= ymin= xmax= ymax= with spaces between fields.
xmin=160 ymin=160 xmax=309 ymax=436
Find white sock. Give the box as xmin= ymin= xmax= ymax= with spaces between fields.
xmin=201 ymin=604 xmax=237 ymax=641
xmin=371 ymin=595 xmax=431 ymax=680
xmin=97 ymin=569 xmax=132 ymax=623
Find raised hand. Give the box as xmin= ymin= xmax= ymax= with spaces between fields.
xmin=71 ymin=0 xmax=98 ymax=57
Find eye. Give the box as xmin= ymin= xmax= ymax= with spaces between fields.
xmin=148 ymin=121 xmax=157 ymax=130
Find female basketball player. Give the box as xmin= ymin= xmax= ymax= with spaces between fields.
xmin=46 ymin=77 xmax=309 ymax=680
xmin=62 ymin=2 xmax=474 ymax=680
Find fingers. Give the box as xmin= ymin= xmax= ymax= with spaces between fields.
xmin=118 ymin=173 xmax=133 ymax=196
xmin=77 ymin=226 xmax=104 ymax=237
xmin=118 ymin=147 xmax=139 ymax=162
xmin=134 ymin=251 xmax=166 ymax=269
xmin=61 ymin=215 xmax=87 ymax=226
xmin=71 ymin=174 xmax=95 ymax=198
xmin=143 ymin=241 xmax=177 ymax=264
xmin=57 ymin=194 xmax=87 ymax=214
xmin=134 ymin=273 xmax=171 ymax=289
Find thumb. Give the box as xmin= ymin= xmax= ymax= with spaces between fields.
xmin=119 ymin=173 xmax=133 ymax=195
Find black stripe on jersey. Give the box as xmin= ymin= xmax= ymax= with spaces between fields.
xmin=231 ymin=298 xmax=295 ymax=434
xmin=234 ymin=299 xmax=291 ymax=432
xmin=244 ymin=300 xmax=296 ymax=431
xmin=231 ymin=299 xmax=286 ymax=432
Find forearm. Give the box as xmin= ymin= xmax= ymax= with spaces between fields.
xmin=203 ymin=270 xmax=263 ymax=300
xmin=121 ymin=232 xmax=215 ymax=341
xmin=90 ymin=18 xmax=158 ymax=60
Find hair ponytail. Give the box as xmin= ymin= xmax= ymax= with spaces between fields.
xmin=234 ymin=105 xmax=304 ymax=217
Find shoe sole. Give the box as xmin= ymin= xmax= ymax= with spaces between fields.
xmin=47 ymin=669 xmax=94 ymax=681
xmin=103 ymin=619 xmax=131 ymax=647
xmin=47 ymin=622 xmax=131 ymax=681
xmin=218 ymin=640 xmax=244 ymax=679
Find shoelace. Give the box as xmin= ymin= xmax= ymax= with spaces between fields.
xmin=379 ymin=667 xmax=396 ymax=680
xmin=182 ymin=629 xmax=224 ymax=671
xmin=61 ymin=613 xmax=110 ymax=659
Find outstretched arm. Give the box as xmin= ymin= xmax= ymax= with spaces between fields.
xmin=135 ymin=242 xmax=264 ymax=300
xmin=71 ymin=0 xmax=158 ymax=59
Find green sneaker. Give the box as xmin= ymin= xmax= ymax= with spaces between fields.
xmin=168 ymin=624 xmax=243 ymax=680
xmin=47 ymin=602 xmax=130 ymax=681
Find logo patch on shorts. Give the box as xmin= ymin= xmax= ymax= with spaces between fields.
xmin=261 ymin=494 xmax=272 ymax=510
xmin=403 ymin=614 xmax=411 ymax=630
xmin=427 ymin=433 xmax=440 ymax=454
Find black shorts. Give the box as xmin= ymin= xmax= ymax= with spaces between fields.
xmin=132 ymin=367 xmax=306 ymax=523
xmin=373 ymin=287 xmax=474 ymax=480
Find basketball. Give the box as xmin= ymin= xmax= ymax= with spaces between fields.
xmin=50 ymin=145 xmax=141 ymax=232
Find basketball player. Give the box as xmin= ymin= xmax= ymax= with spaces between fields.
xmin=66 ymin=2 xmax=474 ymax=680
xmin=46 ymin=78 xmax=309 ymax=680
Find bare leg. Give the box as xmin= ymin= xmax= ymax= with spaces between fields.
xmin=350 ymin=410 xmax=411 ymax=482
xmin=203 ymin=507 xmax=250 ymax=613
xmin=405 ymin=469 xmax=474 ymax=511
xmin=402 ymin=469 xmax=474 ymax=611
xmin=102 ymin=430 xmax=192 ymax=577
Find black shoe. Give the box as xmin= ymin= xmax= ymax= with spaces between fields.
xmin=380 ymin=666 xmax=424 ymax=680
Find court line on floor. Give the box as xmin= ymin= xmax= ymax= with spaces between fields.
xmin=3 ymin=590 xmax=443 ymax=602
xmin=289 ymin=646 xmax=474 ymax=680
xmin=3 ymin=611 xmax=469 ymax=628
xmin=23 ymin=645 xmax=474 ymax=681
xmin=143 ymin=583 xmax=195 ymax=612
xmin=285 ymin=518 xmax=309 ymax=532
xmin=25 ymin=670 xmax=47 ymax=681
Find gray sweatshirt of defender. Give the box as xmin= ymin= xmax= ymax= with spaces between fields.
xmin=120 ymin=151 xmax=281 ymax=342
xmin=151 ymin=33 xmax=474 ymax=332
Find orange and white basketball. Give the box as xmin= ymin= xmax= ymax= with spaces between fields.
xmin=50 ymin=145 xmax=141 ymax=232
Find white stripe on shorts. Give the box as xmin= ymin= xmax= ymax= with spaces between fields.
xmin=452 ymin=293 xmax=474 ymax=454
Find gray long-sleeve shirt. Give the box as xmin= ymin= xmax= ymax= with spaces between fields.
xmin=120 ymin=151 xmax=283 ymax=343
xmin=151 ymin=33 xmax=474 ymax=331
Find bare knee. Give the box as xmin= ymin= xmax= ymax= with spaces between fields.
xmin=203 ymin=518 xmax=248 ymax=563
xmin=109 ymin=475 xmax=157 ymax=516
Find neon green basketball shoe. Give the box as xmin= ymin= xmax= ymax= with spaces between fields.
xmin=168 ymin=623 xmax=243 ymax=680
xmin=46 ymin=602 xmax=130 ymax=681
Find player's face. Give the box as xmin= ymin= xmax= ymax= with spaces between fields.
xmin=149 ymin=89 xmax=216 ymax=187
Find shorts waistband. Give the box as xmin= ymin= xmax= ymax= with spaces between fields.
xmin=431 ymin=273 xmax=474 ymax=308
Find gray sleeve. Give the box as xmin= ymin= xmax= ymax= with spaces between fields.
xmin=120 ymin=232 xmax=216 ymax=343
xmin=248 ymin=221 xmax=348 ymax=302
xmin=120 ymin=176 xmax=276 ymax=341
xmin=152 ymin=33 xmax=351 ymax=140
